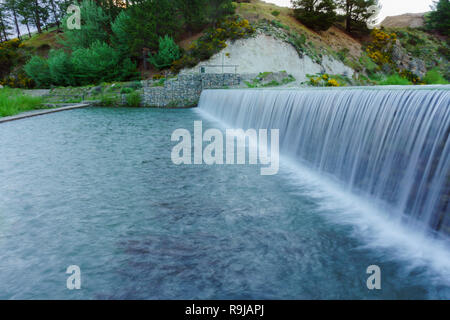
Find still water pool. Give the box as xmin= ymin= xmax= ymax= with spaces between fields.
xmin=0 ymin=107 xmax=448 ymax=299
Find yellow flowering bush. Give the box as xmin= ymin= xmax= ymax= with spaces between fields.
xmin=0 ymin=39 xmax=34 ymax=88
xmin=366 ymin=28 xmax=397 ymax=66
xmin=308 ymin=74 xmax=342 ymax=87
xmin=309 ymin=77 xmax=321 ymax=86
xmin=327 ymin=79 xmax=340 ymax=87
xmin=366 ymin=28 xmax=423 ymax=85
xmin=0 ymin=72 xmax=34 ymax=89
xmin=400 ymin=70 xmax=421 ymax=84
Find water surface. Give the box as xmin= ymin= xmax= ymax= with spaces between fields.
xmin=0 ymin=107 xmax=448 ymax=299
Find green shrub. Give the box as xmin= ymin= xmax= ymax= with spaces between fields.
xmin=281 ymin=75 xmax=296 ymax=84
xmin=271 ymin=20 xmax=290 ymax=30
xmin=131 ymin=81 xmax=143 ymax=89
xmin=99 ymin=94 xmax=117 ymax=106
xmin=126 ymin=91 xmax=142 ymax=107
xmin=47 ymin=50 xmax=74 ymax=87
xmin=151 ymin=78 xmax=166 ymax=87
xmin=359 ymin=53 xmax=379 ymax=75
xmin=378 ymin=74 xmax=412 ymax=85
xmin=271 ymin=10 xmax=280 ymax=17
xmin=71 ymin=41 xmax=137 ymax=86
xmin=24 ymin=56 xmax=52 ymax=88
xmin=244 ymin=79 xmax=261 ymax=88
xmin=26 ymin=42 xmax=138 ymax=88
xmin=0 ymin=39 xmax=23 ymax=80
xmin=148 ymin=35 xmax=182 ymax=70
xmin=262 ymin=80 xmax=280 ymax=87
xmin=121 ymin=87 xmax=134 ymax=94
xmin=423 ymin=68 xmax=449 ymax=84
xmin=288 ymin=33 xmax=307 ymax=56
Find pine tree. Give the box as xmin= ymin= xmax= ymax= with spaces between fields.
xmin=291 ymin=0 xmax=337 ymax=31
xmin=148 ymin=35 xmax=181 ymax=69
xmin=338 ymin=0 xmax=379 ymax=33
xmin=18 ymin=0 xmax=47 ymax=33
xmin=207 ymin=0 xmax=235 ymax=28
xmin=4 ymin=0 xmax=21 ymax=39
xmin=113 ymin=0 xmax=182 ymax=57
xmin=0 ymin=3 xmax=12 ymax=41
xmin=176 ymin=0 xmax=207 ymax=33
xmin=47 ymin=0 xmax=61 ymax=27
xmin=61 ymin=0 xmax=110 ymax=49
xmin=426 ymin=0 xmax=450 ymax=36
xmin=17 ymin=1 xmax=33 ymax=38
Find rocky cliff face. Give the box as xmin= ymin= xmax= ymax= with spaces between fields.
xmin=391 ymin=40 xmax=427 ymax=79
xmin=181 ymin=33 xmax=354 ymax=84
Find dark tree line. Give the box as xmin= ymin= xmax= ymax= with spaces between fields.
xmin=292 ymin=0 xmax=450 ymax=35
xmin=291 ymin=0 xmax=380 ymax=33
xmin=0 ymin=0 xmax=235 ymax=44
xmin=426 ymin=0 xmax=450 ymax=36
xmin=0 ymin=0 xmax=72 ymax=42
xmin=20 ymin=0 xmax=236 ymax=87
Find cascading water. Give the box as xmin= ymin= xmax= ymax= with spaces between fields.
xmin=198 ymin=86 xmax=450 ymax=237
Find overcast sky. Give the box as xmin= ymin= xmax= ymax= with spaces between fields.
xmin=264 ymin=0 xmax=435 ymax=21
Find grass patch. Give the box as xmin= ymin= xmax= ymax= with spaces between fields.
xmin=423 ymin=69 xmax=449 ymax=85
xmin=126 ymin=91 xmax=142 ymax=107
xmin=281 ymin=74 xmax=296 ymax=85
xmin=378 ymin=74 xmax=412 ymax=86
xmin=262 ymin=80 xmax=280 ymax=87
xmin=21 ymin=28 xmax=60 ymax=50
xmin=99 ymin=94 xmax=119 ymax=106
xmin=0 ymin=88 xmax=45 ymax=117
xmin=151 ymin=78 xmax=166 ymax=87
xmin=271 ymin=20 xmax=290 ymax=31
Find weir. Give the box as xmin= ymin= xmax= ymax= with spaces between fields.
xmin=198 ymin=86 xmax=450 ymax=237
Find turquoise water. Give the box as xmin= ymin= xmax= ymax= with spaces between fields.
xmin=0 ymin=107 xmax=448 ymax=299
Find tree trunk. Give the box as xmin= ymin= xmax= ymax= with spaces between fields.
xmin=34 ymin=0 xmax=42 ymax=33
xmin=26 ymin=22 xmax=31 ymax=38
xmin=0 ymin=16 xmax=7 ymax=41
xmin=49 ymin=0 xmax=60 ymax=27
xmin=345 ymin=1 xmax=352 ymax=33
xmin=12 ymin=9 xmax=21 ymax=40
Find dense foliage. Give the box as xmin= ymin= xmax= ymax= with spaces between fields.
xmin=426 ymin=0 xmax=450 ymax=36
xmin=291 ymin=0 xmax=337 ymax=31
xmin=338 ymin=0 xmax=379 ymax=33
xmin=17 ymin=0 xmax=238 ymax=87
xmin=148 ymin=36 xmax=182 ymax=70
xmin=291 ymin=0 xmax=379 ymax=33
xmin=0 ymin=0 xmax=447 ymax=89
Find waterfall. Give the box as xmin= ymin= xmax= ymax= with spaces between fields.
xmin=198 ymin=87 xmax=450 ymax=237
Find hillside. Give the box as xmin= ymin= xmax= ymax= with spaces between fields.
xmin=380 ymin=13 xmax=427 ymax=29
xmin=1 ymin=0 xmax=449 ymax=89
